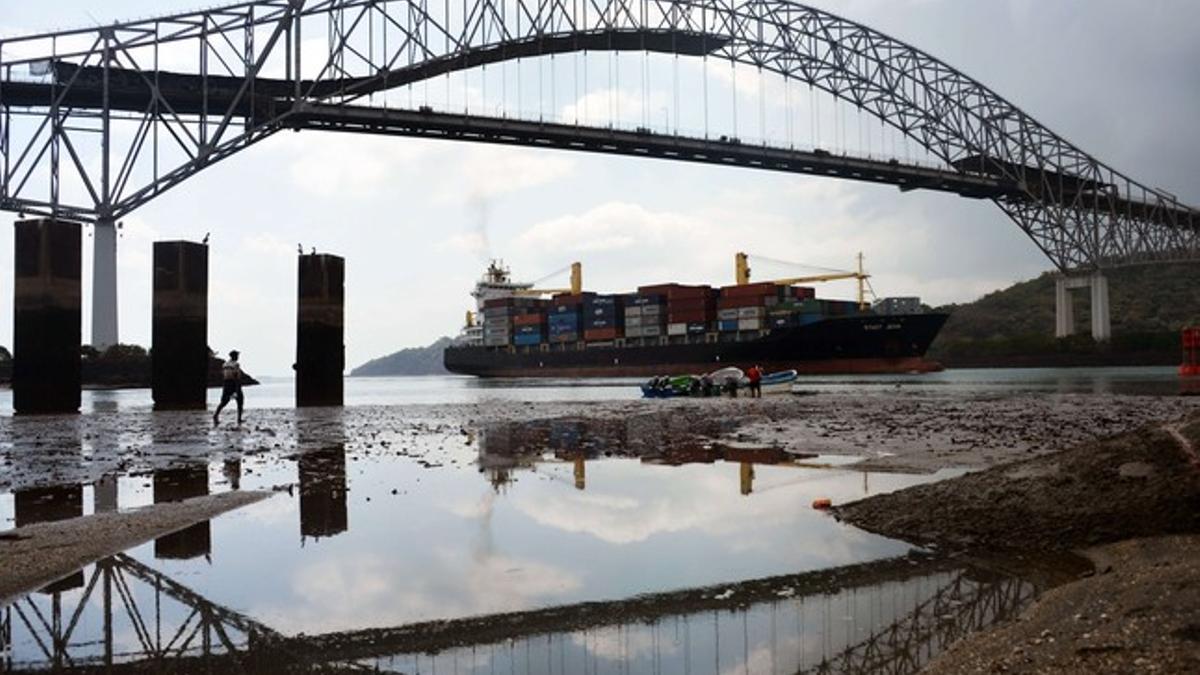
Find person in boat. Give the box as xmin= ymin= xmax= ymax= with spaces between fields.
xmin=747 ymin=365 xmax=763 ymax=399
xmin=701 ymin=375 xmax=715 ymax=397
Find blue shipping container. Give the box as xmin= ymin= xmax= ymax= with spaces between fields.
xmin=718 ymin=319 xmax=740 ymax=332
xmin=513 ymin=334 xmax=543 ymax=346
xmin=515 ymin=324 xmax=543 ymax=336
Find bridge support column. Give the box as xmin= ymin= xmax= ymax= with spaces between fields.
xmin=152 ymin=241 xmax=209 ymax=410
xmin=1090 ymin=272 xmax=1111 ymax=342
xmin=1055 ymin=277 xmax=1075 ymax=338
xmin=296 ymin=253 xmax=345 ymax=407
xmin=13 ymin=219 xmax=82 ymax=414
xmin=91 ymin=218 xmax=118 ymax=350
xmin=1054 ymin=272 xmax=1111 ymax=343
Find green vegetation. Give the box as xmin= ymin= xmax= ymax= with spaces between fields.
xmin=929 ymin=261 xmax=1200 ymax=367
xmin=351 ymin=337 xmax=453 ymax=376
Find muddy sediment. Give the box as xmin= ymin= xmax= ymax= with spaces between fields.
xmin=834 ymin=415 xmax=1200 ymax=551
xmin=836 ymin=413 xmax=1200 ymax=671
xmin=3 ymin=390 xmax=1195 ymax=495
xmin=925 ymin=535 xmax=1200 ymax=673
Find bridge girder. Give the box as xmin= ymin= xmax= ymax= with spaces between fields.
xmin=0 ymin=0 xmax=1196 ymax=270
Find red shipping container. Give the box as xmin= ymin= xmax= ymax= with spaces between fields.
xmin=512 ymin=313 xmax=545 ymax=326
xmin=584 ymin=328 xmax=620 ymax=341
xmin=720 ymin=282 xmax=779 ymax=299
xmin=717 ymin=296 xmax=767 ymax=310
xmin=638 ymin=283 xmax=714 ymax=300
xmin=668 ymin=310 xmax=713 ymax=323
xmin=667 ymin=297 xmax=716 ymax=312
xmin=551 ymin=293 xmax=593 ymax=305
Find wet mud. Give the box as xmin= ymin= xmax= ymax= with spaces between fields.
xmin=1 ymin=386 xmax=1198 ymax=672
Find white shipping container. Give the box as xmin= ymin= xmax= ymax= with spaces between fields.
xmin=667 ymin=322 xmax=688 ymax=336
xmin=737 ymin=318 xmax=764 ymax=331
xmin=641 ymin=324 xmax=663 ymax=337
xmin=624 ymin=306 xmax=644 ymax=318
xmin=717 ymin=308 xmax=740 ymax=321
xmin=626 ymin=315 xmax=643 ymax=327
xmin=641 ymin=304 xmax=663 ymax=316
xmin=625 ymin=326 xmax=643 ymax=338
xmin=737 ymin=306 xmax=766 ymax=319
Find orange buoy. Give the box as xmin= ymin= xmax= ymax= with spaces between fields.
xmin=812 ymin=498 xmax=833 ymax=510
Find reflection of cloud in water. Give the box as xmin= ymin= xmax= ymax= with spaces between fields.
xmin=510 ymin=462 xmax=870 ymax=554
xmin=571 ymin=624 xmax=680 ymax=662
xmin=236 ymin=493 xmax=294 ymax=528
xmin=259 ymin=549 xmax=581 ymax=634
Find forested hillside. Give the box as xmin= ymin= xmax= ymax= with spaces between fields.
xmin=929 ymin=261 xmax=1199 ymax=366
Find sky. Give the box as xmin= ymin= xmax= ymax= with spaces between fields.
xmin=0 ymin=0 xmax=1197 ymax=376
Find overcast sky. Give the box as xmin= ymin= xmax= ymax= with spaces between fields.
xmin=1 ymin=0 xmax=1197 ymax=376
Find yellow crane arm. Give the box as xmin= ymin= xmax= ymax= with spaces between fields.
xmin=510 ymin=262 xmax=583 ymax=297
xmin=736 ymin=252 xmax=872 ymax=310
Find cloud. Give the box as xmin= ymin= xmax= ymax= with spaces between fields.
xmin=517 ymin=202 xmax=691 ymax=253
xmin=433 ymin=145 xmax=575 ymax=202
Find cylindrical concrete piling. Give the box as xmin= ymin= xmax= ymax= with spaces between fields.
xmin=152 ymin=241 xmax=209 ymax=410
xmin=13 ymin=219 xmax=82 ymax=414
xmin=296 ymin=254 xmax=345 ymax=407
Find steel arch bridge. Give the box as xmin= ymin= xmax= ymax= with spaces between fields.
xmin=1 ymin=0 xmax=1197 ymax=338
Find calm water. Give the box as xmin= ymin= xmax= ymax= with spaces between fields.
xmin=0 ymin=366 xmax=1169 ymax=672
xmin=0 ymin=365 xmax=1185 ymax=414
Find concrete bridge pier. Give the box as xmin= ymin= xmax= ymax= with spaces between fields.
xmin=296 ymin=253 xmax=345 ymax=407
xmin=152 ymin=241 xmax=209 ymax=410
xmin=91 ymin=218 xmax=119 ymax=351
xmin=13 ymin=219 xmax=82 ymax=414
xmin=1054 ymin=272 xmax=1111 ymax=342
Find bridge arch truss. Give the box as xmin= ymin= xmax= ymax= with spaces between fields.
xmin=0 ymin=0 xmax=1196 ymax=270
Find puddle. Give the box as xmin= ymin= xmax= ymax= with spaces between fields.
xmin=1 ymin=413 xmax=1033 ymax=672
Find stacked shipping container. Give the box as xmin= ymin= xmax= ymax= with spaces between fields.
xmin=582 ymin=295 xmax=623 ymax=341
xmin=482 ymin=297 xmax=548 ymax=347
xmin=638 ymin=284 xmax=717 ymax=338
xmin=623 ymin=294 xmax=666 ymax=339
xmin=547 ymin=292 xmax=599 ymax=343
xmin=486 ymin=282 xmax=877 ymax=348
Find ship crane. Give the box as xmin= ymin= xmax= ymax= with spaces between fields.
xmin=512 ymin=261 xmax=583 ymax=297
xmin=735 ymin=252 xmax=875 ymax=310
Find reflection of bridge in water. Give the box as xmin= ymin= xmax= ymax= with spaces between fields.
xmin=2 ymin=549 xmax=1040 ymax=673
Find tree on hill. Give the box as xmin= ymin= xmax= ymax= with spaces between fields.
xmin=929 ymin=261 xmax=1200 ymax=364
xmin=351 ymin=337 xmax=453 ymax=376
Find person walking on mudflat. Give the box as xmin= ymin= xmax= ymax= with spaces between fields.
xmin=213 ymin=350 xmax=244 ymax=427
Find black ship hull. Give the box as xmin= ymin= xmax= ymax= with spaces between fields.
xmin=444 ymin=313 xmax=949 ymax=377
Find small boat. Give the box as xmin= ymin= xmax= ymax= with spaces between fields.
xmin=706 ymin=366 xmax=745 ymax=385
xmin=759 ymin=369 xmax=799 ymax=395
xmin=640 ymin=374 xmax=699 ymax=398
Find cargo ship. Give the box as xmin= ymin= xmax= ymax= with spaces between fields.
xmin=444 ymin=257 xmax=948 ymax=378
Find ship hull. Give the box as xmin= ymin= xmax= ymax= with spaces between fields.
xmin=444 ymin=313 xmax=948 ymax=377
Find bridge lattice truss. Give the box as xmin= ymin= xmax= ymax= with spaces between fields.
xmin=1 ymin=554 xmax=1030 ymax=673
xmin=1 ymin=0 xmax=1196 ymax=270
